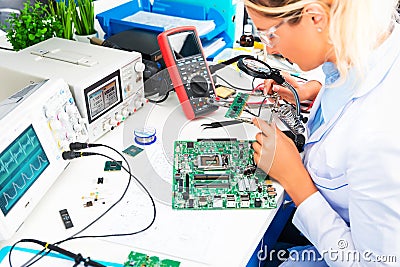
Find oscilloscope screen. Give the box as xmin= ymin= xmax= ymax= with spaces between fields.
xmin=0 ymin=125 xmax=49 ymax=216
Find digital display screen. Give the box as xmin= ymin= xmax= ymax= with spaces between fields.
xmin=167 ymin=31 xmax=202 ymax=60
xmin=86 ymin=76 xmax=120 ymax=122
xmin=0 ymin=125 xmax=49 ymax=216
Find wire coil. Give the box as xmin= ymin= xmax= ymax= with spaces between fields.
xmin=278 ymin=104 xmax=305 ymax=135
xmin=134 ymin=127 xmax=157 ymax=145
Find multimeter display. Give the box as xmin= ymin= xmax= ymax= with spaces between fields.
xmin=167 ymin=31 xmax=202 ymax=60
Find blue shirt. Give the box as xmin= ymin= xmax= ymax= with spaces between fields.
xmin=309 ymin=62 xmax=356 ymax=135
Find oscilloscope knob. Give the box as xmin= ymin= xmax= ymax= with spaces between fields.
xmin=134 ymin=61 xmax=146 ymax=73
xmin=57 ymin=111 xmax=68 ymax=121
xmin=49 ymin=119 xmax=62 ymax=130
xmin=115 ymin=113 xmax=123 ymax=121
xmin=121 ymin=107 xmax=130 ymax=117
xmin=189 ymin=74 xmax=209 ymax=97
xmin=73 ymin=123 xmax=83 ymax=131
xmin=108 ymin=118 xmax=118 ymax=126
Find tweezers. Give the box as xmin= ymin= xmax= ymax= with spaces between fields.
xmin=201 ymin=118 xmax=253 ymax=129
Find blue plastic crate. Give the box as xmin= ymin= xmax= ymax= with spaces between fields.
xmin=96 ymin=0 xmax=234 ymax=58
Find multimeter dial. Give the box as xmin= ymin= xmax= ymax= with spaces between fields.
xmin=188 ymin=73 xmax=209 ymax=96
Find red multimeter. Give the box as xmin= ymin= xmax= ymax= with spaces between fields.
xmin=157 ymin=26 xmax=218 ymax=119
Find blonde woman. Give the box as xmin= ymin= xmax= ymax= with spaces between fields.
xmin=246 ymin=0 xmax=400 ymax=266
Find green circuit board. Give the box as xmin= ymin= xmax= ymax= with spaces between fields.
xmin=123 ymin=251 xmax=180 ymax=267
xmin=224 ymin=92 xmax=249 ymax=119
xmin=172 ymin=139 xmax=277 ymax=210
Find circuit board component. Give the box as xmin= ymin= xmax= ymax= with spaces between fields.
xmin=172 ymin=139 xmax=277 ymax=210
xmin=224 ymin=92 xmax=249 ymax=119
xmin=123 ymin=251 xmax=180 ymax=267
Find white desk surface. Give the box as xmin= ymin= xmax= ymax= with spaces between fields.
xmin=0 ymin=92 xmax=284 ymax=267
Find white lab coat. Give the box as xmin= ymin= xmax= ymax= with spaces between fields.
xmin=289 ymin=24 xmax=400 ymax=266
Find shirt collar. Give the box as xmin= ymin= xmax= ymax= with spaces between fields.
xmin=322 ymin=62 xmax=340 ymax=86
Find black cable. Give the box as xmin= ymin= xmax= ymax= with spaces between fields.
xmin=10 ymin=146 xmax=156 ymax=267
xmin=251 ymin=77 xmax=256 ymax=91
xmin=243 ymin=109 xmax=258 ymax=117
xmin=0 ymin=46 xmax=14 ymax=51
xmin=9 ymin=240 xmax=49 ymax=267
xmin=290 ymin=73 xmax=308 ymax=81
xmin=213 ymin=74 xmax=254 ymax=91
xmin=56 ymin=151 xmax=156 ymax=243
xmin=257 ymin=96 xmax=267 ymax=117
xmin=10 ymin=239 xmax=106 ymax=267
xmin=147 ymin=91 xmax=171 ymax=103
xmin=208 ymin=54 xmax=249 ymax=74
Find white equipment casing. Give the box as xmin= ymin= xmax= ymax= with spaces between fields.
xmin=0 ymin=77 xmax=88 ymax=240
xmin=0 ymin=37 xmax=146 ymax=141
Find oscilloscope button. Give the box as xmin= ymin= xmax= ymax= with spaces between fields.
xmin=49 ymin=119 xmax=62 ymax=130
xmin=115 ymin=113 xmax=123 ymax=121
xmin=103 ymin=123 xmax=113 ymax=131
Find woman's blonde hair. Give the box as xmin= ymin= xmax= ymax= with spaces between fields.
xmin=244 ymin=0 xmax=399 ymax=80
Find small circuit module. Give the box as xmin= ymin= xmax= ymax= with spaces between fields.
xmin=224 ymin=92 xmax=249 ymax=119
xmin=172 ymin=139 xmax=277 ymax=210
xmin=123 ymin=251 xmax=180 ymax=267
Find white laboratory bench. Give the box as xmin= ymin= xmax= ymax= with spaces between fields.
xmin=0 ymin=91 xmax=289 ymax=266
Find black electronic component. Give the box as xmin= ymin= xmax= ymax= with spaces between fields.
xmin=193 ymin=183 xmax=230 ymax=189
xmin=187 ymin=198 xmax=194 ymax=208
xmin=193 ymin=174 xmax=230 ymax=181
xmin=182 ymin=192 xmax=189 ymax=201
xmin=254 ymin=198 xmax=262 ymax=208
xmin=59 ymin=209 xmax=73 ymax=229
xmin=198 ymin=196 xmax=208 ymax=207
xmin=84 ymin=201 xmax=94 ymax=208
xmin=185 ymin=173 xmax=190 ymax=190
xmin=187 ymin=141 xmax=194 ymax=149
xmin=178 ymin=179 xmax=183 ymax=192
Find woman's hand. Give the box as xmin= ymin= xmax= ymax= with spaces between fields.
xmin=264 ymin=72 xmax=321 ymax=104
xmin=252 ymin=118 xmax=318 ymax=206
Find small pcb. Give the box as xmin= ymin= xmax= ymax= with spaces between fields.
xmin=123 ymin=144 xmax=144 ymax=158
xmin=224 ymin=92 xmax=249 ymax=119
xmin=123 ymin=251 xmax=180 ymax=267
xmin=104 ymin=160 xmax=122 ymax=171
xmin=172 ymin=139 xmax=277 ymax=210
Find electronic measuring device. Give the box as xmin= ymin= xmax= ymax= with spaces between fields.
xmin=0 ymin=37 xmax=146 ymax=141
xmin=0 ymin=74 xmax=88 ymax=240
xmin=158 ymin=26 xmax=218 ymax=120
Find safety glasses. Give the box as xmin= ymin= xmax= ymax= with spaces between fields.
xmin=257 ymin=18 xmax=289 ymax=48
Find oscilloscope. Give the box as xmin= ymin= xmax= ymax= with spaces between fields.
xmin=0 ymin=77 xmax=88 ymax=240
